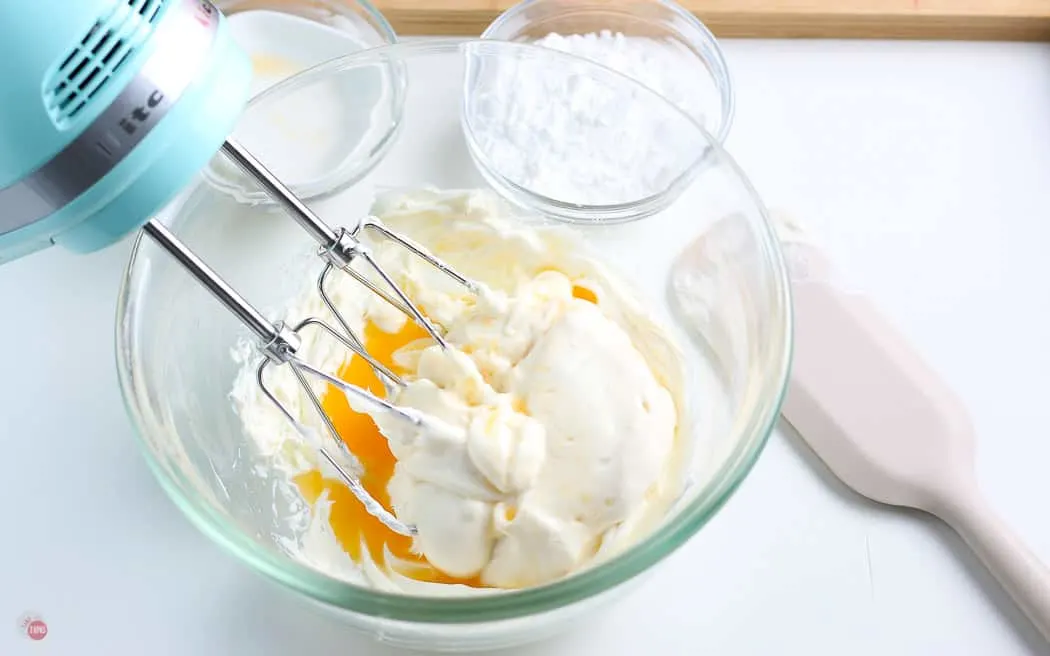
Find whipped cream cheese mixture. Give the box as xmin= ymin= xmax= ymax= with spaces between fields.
xmin=231 ymin=188 xmax=691 ymax=595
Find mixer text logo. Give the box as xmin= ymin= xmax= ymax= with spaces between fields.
xmin=118 ymin=91 xmax=165 ymax=135
xmin=17 ymin=612 xmax=47 ymax=641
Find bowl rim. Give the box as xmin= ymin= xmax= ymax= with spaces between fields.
xmin=216 ymin=0 xmax=399 ymax=47
xmin=115 ymin=38 xmax=792 ymax=624
xmin=479 ymin=0 xmax=735 ymax=145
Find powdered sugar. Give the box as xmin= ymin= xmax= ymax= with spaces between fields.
xmin=464 ymin=31 xmax=716 ymax=207
xmin=534 ymin=32 xmax=712 ymax=125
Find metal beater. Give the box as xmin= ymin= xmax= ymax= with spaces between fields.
xmin=0 ymin=0 xmax=468 ymax=535
xmin=143 ymin=139 xmax=480 ymax=536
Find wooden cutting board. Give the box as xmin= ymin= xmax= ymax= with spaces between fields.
xmin=372 ymin=0 xmax=1050 ymax=41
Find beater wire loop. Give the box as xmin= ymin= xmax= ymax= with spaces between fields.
xmin=257 ymin=316 xmax=420 ymax=537
xmin=156 ymin=139 xmax=492 ymax=538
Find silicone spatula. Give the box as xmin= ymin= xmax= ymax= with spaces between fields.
xmin=671 ymin=217 xmax=1050 ymax=643
xmin=781 ymin=246 xmax=1050 ymax=643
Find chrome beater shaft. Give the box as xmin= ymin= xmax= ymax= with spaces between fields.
xmin=139 ymin=140 xmax=478 ymax=536
xmin=141 ymin=220 xmax=420 ymax=535
xmin=219 ymin=140 xmax=479 ymax=353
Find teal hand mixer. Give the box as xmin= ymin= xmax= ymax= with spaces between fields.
xmin=0 ymin=0 xmax=477 ymax=535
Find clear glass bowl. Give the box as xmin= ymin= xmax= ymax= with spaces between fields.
xmin=480 ymin=0 xmax=733 ymax=141
xmin=216 ymin=0 xmax=396 ymax=50
xmin=116 ymin=40 xmax=790 ymax=652
xmin=473 ymin=0 xmax=732 ymax=223
xmin=210 ymin=0 xmax=399 ymax=200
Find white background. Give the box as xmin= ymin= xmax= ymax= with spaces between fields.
xmin=2 ymin=38 xmax=1050 ymax=654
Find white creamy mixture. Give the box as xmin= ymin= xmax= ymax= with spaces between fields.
xmin=232 ymin=188 xmax=689 ymax=593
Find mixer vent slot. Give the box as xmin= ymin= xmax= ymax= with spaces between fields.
xmin=43 ymin=0 xmax=168 ymax=128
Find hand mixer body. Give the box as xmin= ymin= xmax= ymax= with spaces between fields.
xmin=0 ymin=0 xmax=252 ymax=262
xmin=1 ymin=0 xmax=477 ymax=537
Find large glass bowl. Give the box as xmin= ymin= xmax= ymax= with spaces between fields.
xmin=116 ymin=40 xmax=791 ymax=652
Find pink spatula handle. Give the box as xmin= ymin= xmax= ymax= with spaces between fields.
xmin=938 ymin=490 xmax=1050 ymax=641
xmin=788 ymin=278 xmax=1050 ymax=643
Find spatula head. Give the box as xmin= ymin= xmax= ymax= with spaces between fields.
xmin=782 ymin=279 xmax=977 ymax=512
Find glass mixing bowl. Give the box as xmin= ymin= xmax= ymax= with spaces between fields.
xmin=116 ymin=40 xmax=791 ymax=652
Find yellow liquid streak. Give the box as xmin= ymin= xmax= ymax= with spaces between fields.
xmin=250 ymin=54 xmax=298 ymax=79
xmin=295 ymin=284 xmax=599 ymax=585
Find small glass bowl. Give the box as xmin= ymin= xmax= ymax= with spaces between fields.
xmin=207 ymin=0 xmax=402 ymax=204
xmin=481 ymin=0 xmax=732 ymax=138
xmin=117 ymin=40 xmax=789 ymax=652
xmin=216 ymin=0 xmax=396 ymax=54
xmin=473 ymin=0 xmax=733 ymax=223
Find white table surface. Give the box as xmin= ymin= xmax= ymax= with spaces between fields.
xmin=3 ymin=37 xmax=1050 ymax=655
